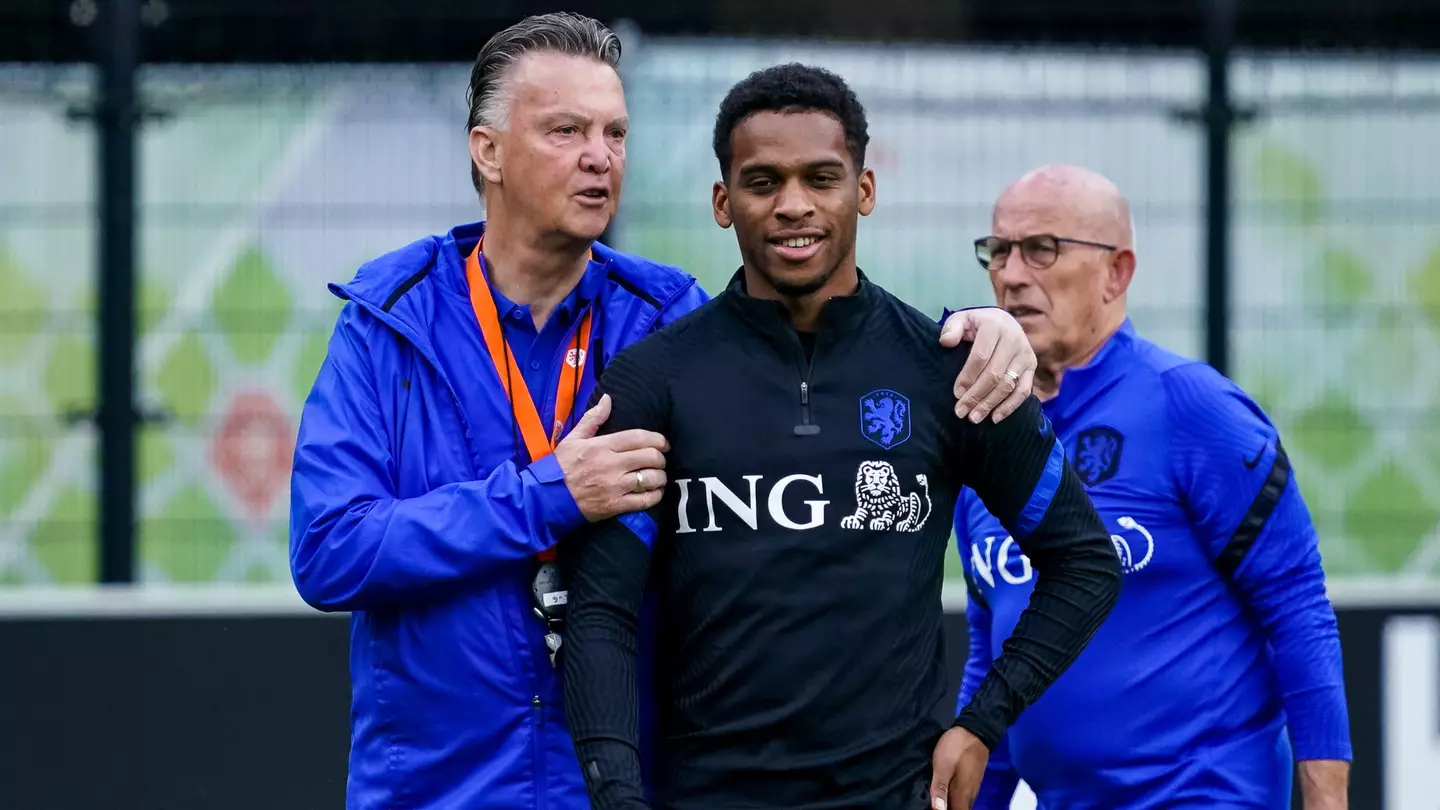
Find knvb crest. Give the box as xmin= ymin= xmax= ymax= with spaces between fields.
xmin=1074 ymin=426 xmax=1124 ymax=487
xmin=860 ymin=389 xmax=910 ymax=450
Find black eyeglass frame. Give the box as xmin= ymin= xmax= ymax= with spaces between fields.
xmin=973 ymin=234 xmax=1117 ymax=271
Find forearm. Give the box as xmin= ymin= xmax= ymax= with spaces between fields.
xmin=956 ymin=532 xmax=1120 ymax=747
xmin=953 ymin=400 xmax=1122 ymax=746
xmin=290 ymin=455 xmax=585 ymax=612
xmin=1298 ymin=759 xmax=1349 ymax=809
xmin=564 ymin=626 xmax=650 ymax=810
xmin=561 ymin=518 xmax=657 ymax=810
xmin=1233 ymin=490 xmax=1352 ymax=761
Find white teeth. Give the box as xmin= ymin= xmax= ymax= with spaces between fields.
xmin=783 ymin=237 xmax=817 ymax=248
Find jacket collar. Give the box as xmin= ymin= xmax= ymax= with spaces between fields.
xmin=720 ymin=266 xmax=876 ymax=337
xmin=1042 ymin=317 xmax=1137 ymax=424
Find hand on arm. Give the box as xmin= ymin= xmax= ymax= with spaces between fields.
xmin=290 ymin=308 xmax=607 ymax=612
xmin=552 ymin=393 xmax=669 ymax=522
xmin=939 ymin=307 xmax=1037 ymax=424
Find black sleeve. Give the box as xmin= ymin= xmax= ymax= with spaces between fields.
xmin=947 ymin=395 xmax=1122 ymax=749
xmin=560 ymin=338 xmax=672 ymax=810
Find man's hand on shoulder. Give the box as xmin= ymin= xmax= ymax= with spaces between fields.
xmin=929 ymin=726 xmax=991 ymax=810
xmin=552 ymin=394 xmax=669 ymax=522
xmin=939 ymin=307 xmax=1036 ymax=424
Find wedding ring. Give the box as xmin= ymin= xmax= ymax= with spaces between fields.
xmin=1005 ymin=369 xmax=1021 ymax=382
xmin=633 ymin=471 xmax=646 ymax=493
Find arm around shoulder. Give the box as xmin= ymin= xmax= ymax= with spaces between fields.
xmin=288 ymin=305 xmax=586 ymax=613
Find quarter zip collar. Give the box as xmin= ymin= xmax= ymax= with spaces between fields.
xmin=720 ymin=266 xmax=876 ymax=340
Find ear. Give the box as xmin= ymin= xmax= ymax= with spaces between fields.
xmin=469 ymin=126 xmax=503 ymax=189
xmin=1105 ymin=248 xmax=1137 ymax=302
xmin=857 ymin=167 xmax=877 ymax=217
xmin=712 ymin=181 xmax=733 ymax=229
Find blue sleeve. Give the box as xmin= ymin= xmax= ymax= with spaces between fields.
xmin=288 ymin=305 xmax=587 ymax=613
xmin=1163 ymin=363 xmax=1352 ymax=762
xmin=655 ymin=279 xmax=711 ymax=329
xmin=938 ymin=305 xmax=1003 ymax=326
xmin=955 ymin=497 xmax=1022 ymax=810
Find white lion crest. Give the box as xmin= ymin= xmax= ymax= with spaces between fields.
xmin=840 ymin=460 xmax=932 ymax=532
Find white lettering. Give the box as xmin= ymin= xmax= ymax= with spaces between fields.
xmin=701 ymin=475 xmax=763 ymax=532
xmin=675 ymin=478 xmax=696 ymax=534
xmin=971 ymin=536 xmax=998 ymax=588
xmin=1385 ymin=616 xmax=1440 ymax=809
xmin=998 ymin=537 xmax=1034 ymax=585
xmin=768 ymin=474 xmax=828 ymax=530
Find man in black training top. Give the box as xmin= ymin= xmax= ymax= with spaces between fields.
xmin=561 ymin=63 xmax=1123 ymax=810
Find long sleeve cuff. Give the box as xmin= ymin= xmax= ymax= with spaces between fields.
xmin=526 ymin=453 xmax=588 ymax=546
xmin=1287 ymin=683 xmax=1353 ymax=761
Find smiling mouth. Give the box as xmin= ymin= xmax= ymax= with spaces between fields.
xmin=776 ymin=236 xmax=819 ymax=248
xmin=768 ymin=235 xmax=825 ymax=262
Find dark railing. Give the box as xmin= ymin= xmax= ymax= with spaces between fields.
xmin=3 ymin=0 xmax=1439 ymax=580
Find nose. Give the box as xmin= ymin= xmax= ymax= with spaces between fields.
xmin=991 ymin=248 xmax=1033 ymax=293
xmin=578 ymin=133 xmax=610 ymax=175
xmin=774 ymin=178 xmax=814 ymax=221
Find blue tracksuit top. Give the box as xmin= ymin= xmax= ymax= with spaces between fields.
xmin=289 ymin=221 xmax=707 ymax=810
xmin=955 ymin=319 xmax=1352 ymax=809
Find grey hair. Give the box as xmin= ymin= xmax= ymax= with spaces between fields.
xmin=466 ymin=12 xmax=623 ymax=198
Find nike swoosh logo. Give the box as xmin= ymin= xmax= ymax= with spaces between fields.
xmin=1244 ymin=441 xmax=1268 ymax=470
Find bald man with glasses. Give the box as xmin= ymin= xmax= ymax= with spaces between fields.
xmin=954 ymin=164 xmax=1352 ymax=810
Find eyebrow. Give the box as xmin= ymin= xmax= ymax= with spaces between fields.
xmin=537 ymin=112 xmax=629 ymax=130
xmin=738 ymin=158 xmax=849 ymax=175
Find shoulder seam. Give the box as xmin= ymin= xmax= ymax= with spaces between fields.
xmin=607 ymin=269 xmax=663 ymax=310
xmin=381 ymin=266 xmax=432 ymax=312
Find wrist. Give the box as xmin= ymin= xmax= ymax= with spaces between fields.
xmin=525 ymin=455 xmax=589 ymax=537
xmin=952 ymin=709 xmax=1000 ymax=752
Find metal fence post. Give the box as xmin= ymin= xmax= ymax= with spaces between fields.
xmin=96 ymin=0 xmax=141 ymax=584
xmin=1203 ymin=0 xmax=1238 ymax=378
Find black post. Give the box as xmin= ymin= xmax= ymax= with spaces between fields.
xmin=1203 ymin=0 xmax=1237 ymax=378
xmin=96 ymin=0 xmax=141 ymax=584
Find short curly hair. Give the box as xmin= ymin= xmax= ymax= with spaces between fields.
xmin=712 ymin=63 xmax=870 ymax=181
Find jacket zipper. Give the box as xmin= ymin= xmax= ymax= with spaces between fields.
xmin=533 ymin=695 xmax=547 ymax=810
xmin=794 ymin=341 xmax=821 ymax=436
xmin=358 ymin=294 xmax=560 ymax=807
xmin=531 ymin=303 xmax=594 ymax=810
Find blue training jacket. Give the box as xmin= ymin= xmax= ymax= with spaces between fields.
xmin=956 ymin=319 xmax=1351 ymax=810
xmin=289 ymin=221 xmax=708 ymax=810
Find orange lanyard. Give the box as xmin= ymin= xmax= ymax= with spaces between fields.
xmin=466 ymin=240 xmax=594 ymax=560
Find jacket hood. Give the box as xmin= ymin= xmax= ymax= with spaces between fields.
xmin=327 ymin=221 xmax=700 ymax=363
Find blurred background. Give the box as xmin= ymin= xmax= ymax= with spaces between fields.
xmin=2 ymin=0 xmax=1439 ymax=807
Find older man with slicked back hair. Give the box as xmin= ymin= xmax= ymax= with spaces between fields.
xmin=291 ymin=13 xmax=1044 ymax=810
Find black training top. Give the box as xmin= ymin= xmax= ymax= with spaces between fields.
xmin=561 ymin=270 xmax=1122 ymax=810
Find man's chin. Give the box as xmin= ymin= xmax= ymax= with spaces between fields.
xmin=762 ymin=265 xmax=833 ymax=299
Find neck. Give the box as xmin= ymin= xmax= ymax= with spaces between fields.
xmin=1034 ymin=311 xmax=1127 ymax=401
xmin=743 ymin=262 xmax=859 ymax=332
xmin=480 ymin=208 xmax=592 ymax=328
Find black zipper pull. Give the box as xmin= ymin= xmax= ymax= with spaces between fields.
xmin=794 ymin=381 xmax=820 ymax=436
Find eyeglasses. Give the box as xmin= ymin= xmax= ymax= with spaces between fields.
xmin=973 ymin=234 xmax=1117 ymax=271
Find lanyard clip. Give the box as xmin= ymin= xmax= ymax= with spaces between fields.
xmin=532 ymin=561 xmax=568 ymax=667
